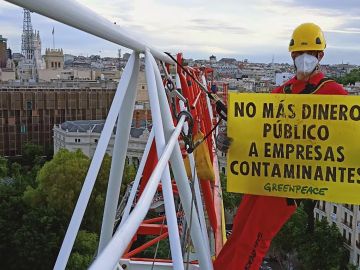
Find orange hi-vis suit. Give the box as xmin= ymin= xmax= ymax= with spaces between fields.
xmin=213 ymin=72 xmax=347 ymax=270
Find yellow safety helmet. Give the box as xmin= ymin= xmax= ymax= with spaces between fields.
xmin=289 ymin=23 xmax=326 ymax=52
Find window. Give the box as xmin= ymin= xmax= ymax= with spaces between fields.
xmin=348 ymin=232 xmax=352 ymax=245
xmin=333 ymin=205 xmax=337 ymax=214
xmin=94 ymin=139 xmax=98 ymax=143
xmin=26 ymin=101 xmax=32 ymax=110
xmin=75 ymin=138 xmax=81 ymax=143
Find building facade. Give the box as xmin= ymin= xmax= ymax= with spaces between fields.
xmin=53 ymin=120 xmax=149 ymax=165
xmin=0 ymin=85 xmax=115 ymax=156
xmin=44 ymin=48 xmax=64 ymax=70
xmin=315 ymin=202 xmax=360 ymax=268
xmin=0 ymin=71 xmax=150 ymax=157
xmin=275 ymin=72 xmax=293 ymax=86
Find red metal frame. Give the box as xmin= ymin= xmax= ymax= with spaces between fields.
xmin=122 ymin=53 xmax=225 ymax=264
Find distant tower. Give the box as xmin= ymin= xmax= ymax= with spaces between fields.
xmin=44 ymin=48 xmax=64 ymax=69
xmin=18 ymin=9 xmax=36 ymax=81
xmin=33 ymin=30 xmax=43 ymax=70
xmin=0 ymin=35 xmax=7 ymax=68
xmin=21 ymin=9 xmax=34 ymax=60
xmin=210 ymin=55 xmax=217 ymax=64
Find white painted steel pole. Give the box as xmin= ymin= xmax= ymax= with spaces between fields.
xmin=53 ymin=53 xmax=136 ymax=270
xmin=201 ymin=75 xmax=223 ymax=253
xmin=90 ymin=116 xmax=186 ymax=270
xmin=120 ymin=129 xmax=155 ymax=226
xmin=152 ymin=57 xmax=213 ymax=269
xmin=189 ymin=155 xmax=211 ymax=255
xmin=98 ymin=53 xmax=140 ymax=254
xmin=145 ymin=50 xmax=184 ymax=270
xmin=4 ymin=0 xmax=174 ymax=64
xmin=201 ymin=75 xmax=215 ymax=128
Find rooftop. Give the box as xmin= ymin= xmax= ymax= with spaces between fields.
xmin=59 ymin=120 xmax=150 ymax=138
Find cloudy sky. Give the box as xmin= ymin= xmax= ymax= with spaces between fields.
xmin=1 ymin=0 xmax=360 ymax=64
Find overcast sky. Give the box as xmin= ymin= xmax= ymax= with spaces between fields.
xmin=1 ymin=0 xmax=360 ymax=64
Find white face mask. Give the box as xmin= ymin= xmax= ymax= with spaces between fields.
xmin=294 ymin=53 xmax=319 ymax=75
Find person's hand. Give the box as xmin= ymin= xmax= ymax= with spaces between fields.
xmin=216 ymin=128 xmax=233 ymax=153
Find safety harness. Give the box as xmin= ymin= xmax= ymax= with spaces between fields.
xmin=283 ymin=76 xmax=334 ymax=206
xmin=282 ymin=77 xmax=335 ymax=94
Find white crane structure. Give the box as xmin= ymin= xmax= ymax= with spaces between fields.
xmin=4 ymin=1 xmax=226 ymax=269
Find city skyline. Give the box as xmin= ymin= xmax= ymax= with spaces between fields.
xmin=1 ymin=0 xmax=360 ymax=64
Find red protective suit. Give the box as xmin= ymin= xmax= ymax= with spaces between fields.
xmin=213 ymin=72 xmax=347 ymax=270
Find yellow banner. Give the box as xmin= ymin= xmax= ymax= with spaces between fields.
xmin=227 ymin=93 xmax=360 ymax=204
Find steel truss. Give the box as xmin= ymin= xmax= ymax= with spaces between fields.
xmin=4 ymin=1 xmax=225 ymax=269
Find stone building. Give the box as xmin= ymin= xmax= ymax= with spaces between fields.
xmin=44 ymin=48 xmax=64 ymax=70
xmin=53 ymin=120 xmax=149 ymax=165
xmin=315 ymin=202 xmax=360 ymax=267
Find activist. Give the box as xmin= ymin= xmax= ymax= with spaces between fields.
xmin=213 ymin=22 xmax=347 ymax=270
xmin=272 ymin=22 xmax=347 ymax=95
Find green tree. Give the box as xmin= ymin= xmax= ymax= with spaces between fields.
xmin=23 ymin=149 xmax=110 ymax=233
xmin=0 ymin=156 xmax=8 ymax=178
xmin=272 ymin=206 xmax=349 ymax=270
xmin=0 ymin=149 xmax=137 ymax=269
xmin=12 ymin=206 xmax=67 ymax=270
xmin=67 ymin=230 xmax=98 ymax=270
xmin=0 ymin=179 xmax=27 ymax=268
xmin=336 ymin=68 xmax=360 ymax=86
xmin=220 ymin=173 xmax=241 ymax=210
xmin=272 ymin=206 xmax=307 ymax=267
xmin=10 ymin=162 xmax=22 ymax=179
xmin=141 ymin=237 xmax=170 ymax=259
xmin=22 ymin=142 xmax=45 ymax=167
xmin=272 ymin=206 xmax=307 ymax=254
xmin=297 ymin=219 xmax=347 ymax=270
xmin=121 ymin=163 xmax=136 ymax=196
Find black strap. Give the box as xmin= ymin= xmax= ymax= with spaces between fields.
xmin=283 ymin=77 xmax=334 ymax=95
xmin=283 ymin=77 xmax=334 ymax=207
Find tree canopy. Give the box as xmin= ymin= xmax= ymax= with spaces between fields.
xmin=272 ymin=205 xmax=350 ymax=270
xmin=0 ymin=148 xmax=138 ymax=269
xmin=336 ymin=68 xmax=360 ymax=86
